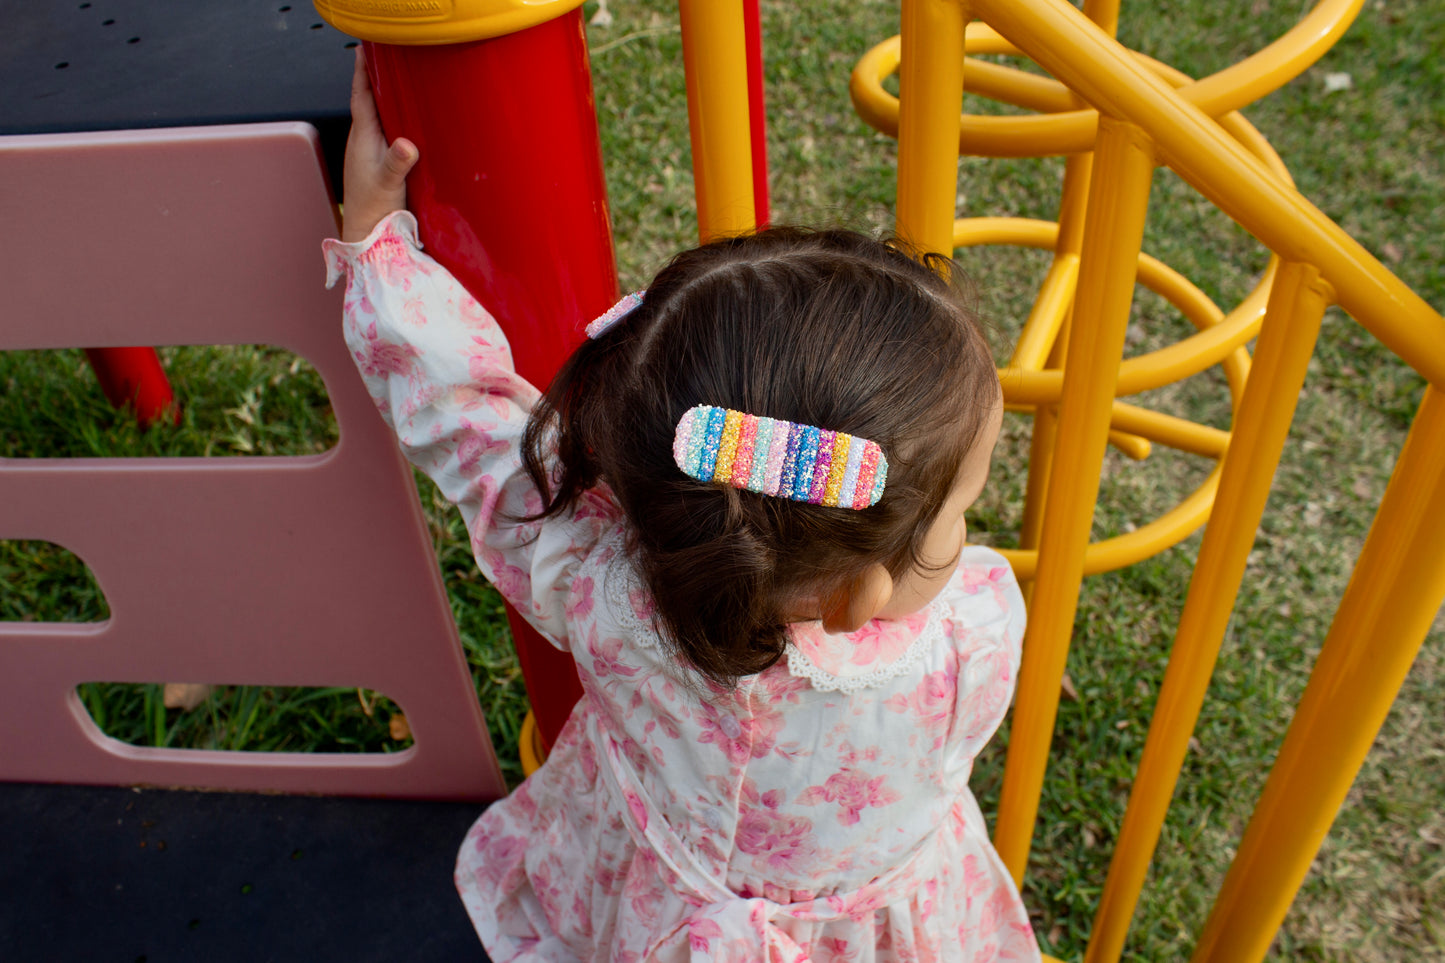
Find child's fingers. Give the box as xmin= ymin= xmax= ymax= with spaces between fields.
xmin=339 ymin=46 xmax=413 ymax=240
xmin=382 ymin=138 xmax=420 ymax=187
xmin=349 ymin=47 xmax=379 ymax=132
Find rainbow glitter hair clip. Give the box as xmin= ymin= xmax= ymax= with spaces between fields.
xmin=672 ymin=405 xmax=889 ymax=509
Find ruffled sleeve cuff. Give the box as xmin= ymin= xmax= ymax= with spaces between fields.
xmin=321 ymin=210 xmax=423 ymax=289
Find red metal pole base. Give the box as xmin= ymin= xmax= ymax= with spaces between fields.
xmin=83 ymin=347 xmax=177 ymax=427
xmin=363 ymin=11 xmax=618 ymax=750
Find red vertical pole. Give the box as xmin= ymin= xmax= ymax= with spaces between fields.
xmin=84 ymin=348 xmax=176 ymax=427
xmin=743 ymin=0 xmax=770 ymax=229
xmin=361 ymin=11 xmax=617 ymax=750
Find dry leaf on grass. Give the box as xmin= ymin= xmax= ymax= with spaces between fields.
xmin=389 ymin=713 xmax=412 ymax=741
xmin=162 ymin=683 xmax=212 ymax=711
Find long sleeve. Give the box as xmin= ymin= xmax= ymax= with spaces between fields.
xmin=322 ymin=211 xmax=607 ymax=650
xmin=943 ymin=546 xmax=1027 ymax=775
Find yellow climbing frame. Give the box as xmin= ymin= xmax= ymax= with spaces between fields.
xmin=677 ymin=0 xmax=1445 ymax=960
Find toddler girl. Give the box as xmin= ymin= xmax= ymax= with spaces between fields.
xmin=326 ymin=53 xmax=1039 ymax=963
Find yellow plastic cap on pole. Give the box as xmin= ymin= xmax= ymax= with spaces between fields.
xmin=312 ymin=0 xmax=586 ymax=44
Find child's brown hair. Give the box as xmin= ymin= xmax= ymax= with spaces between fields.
xmin=523 ymin=227 xmax=998 ymax=684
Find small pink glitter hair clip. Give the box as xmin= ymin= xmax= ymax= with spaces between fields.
xmin=672 ymin=405 xmax=888 ymax=509
xmin=585 ymin=290 xmax=645 ymax=339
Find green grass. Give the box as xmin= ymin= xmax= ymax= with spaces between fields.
xmin=75 ymin=682 xmax=413 ymax=755
xmin=3 ymin=0 xmax=1442 ymax=959
xmin=0 ymin=346 xmax=338 ymax=459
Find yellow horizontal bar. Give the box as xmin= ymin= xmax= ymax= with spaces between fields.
xmin=850 ymin=34 xmax=1098 ymax=156
xmin=954 ymin=216 xmax=1238 ymax=336
xmin=1005 ymin=400 xmax=1232 ymax=459
xmin=955 ymin=217 xmax=1267 ymax=403
xmin=965 ymin=58 xmax=1076 ymax=114
xmin=1109 ymin=401 xmax=1230 ymax=458
xmin=1004 ymin=299 xmax=1262 ymax=405
xmin=995 ymin=459 xmax=1220 ymax=581
xmin=1107 ymin=430 xmax=1152 ymax=460
xmin=953 ymin=215 xmax=1057 ymax=248
xmin=964 ymin=22 xmax=1022 ymax=56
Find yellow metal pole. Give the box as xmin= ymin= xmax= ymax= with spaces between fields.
xmin=993 ymin=117 xmax=1156 ymax=881
xmin=1016 ymin=362 xmax=1057 ymax=605
xmin=1080 ymin=0 xmax=1121 ymax=38
xmin=1011 ymin=0 xmax=1107 ymax=568
xmin=1015 ymin=150 xmax=1093 ymax=588
xmin=1008 ymin=253 xmax=1078 ymax=372
xmin=1082 ymin=261 xmax=1332 ymax=963
xmin=1190 ymin=385 xmax=1445 ymax=963
xmin=678 ymin=0 xmax=756 ymax=242
xmin=896 ymin=0 xmax=968 ymax=258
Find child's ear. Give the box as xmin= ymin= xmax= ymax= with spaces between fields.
xmin=820 ymin=564 xmax=894 ymax=634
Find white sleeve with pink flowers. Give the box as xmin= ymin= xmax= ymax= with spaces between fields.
xmin=941 ymin=546 xmax=1028 ymax=778
xmin=322 ymin=211 xmax=603 ymax=651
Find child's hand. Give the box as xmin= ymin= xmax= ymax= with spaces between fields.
xmin=341 ymin=48 xmax=419 ymax=243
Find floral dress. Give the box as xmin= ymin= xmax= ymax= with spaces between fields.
xmin=324 ymin=213 xmax=1041 ymax=963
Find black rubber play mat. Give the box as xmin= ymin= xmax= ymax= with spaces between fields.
xmin=0 ymin=782 xmax=491 ymax=963
xmin=1 ymin=1 xmax=355 ymax=190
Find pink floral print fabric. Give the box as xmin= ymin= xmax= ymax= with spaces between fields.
xmin=324 ymin=213 xmax=1041 ymax=962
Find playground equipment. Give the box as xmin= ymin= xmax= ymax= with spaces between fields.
xmin=672 ymin=0 xmax=1442 ymax=958
xmin=838 ymin=1 xmax=1442 ymax=960
xmin=0 ymin=123 xmax=505 ymax=801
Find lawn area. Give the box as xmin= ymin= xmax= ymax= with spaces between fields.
xmin=2 ymin=0 xmax=1441 ymax=960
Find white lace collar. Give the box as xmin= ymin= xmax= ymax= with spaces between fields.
xmin=592 ymin=529 xmax=941 ymax=693
xmin=783 ymin=607 xmax=941 ymax=694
